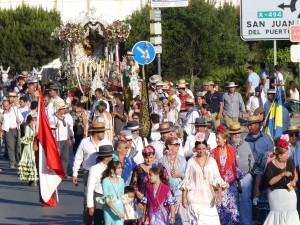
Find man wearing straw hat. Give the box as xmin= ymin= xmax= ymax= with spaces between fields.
xmin=177 ymin=79 xmax=194 ymax=99
xmin=287 ymin=126 xmax=300 ymax=165
xmin=183 ymin=98 xmax=200 ymax=139
xmin=229 ymin=122 xmax=254 ymax=225
xmin=245 ymin=115 xmax=274 ymax=224
xmin=72 ymin=122 xmax=111 ymax=225
xmin=223 ymin=82 xmax=246 ymax=127
xmin=48 ymin=101 xmax=73 ymax=178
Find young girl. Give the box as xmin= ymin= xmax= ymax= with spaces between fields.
xmin=141 ymin=165 xmax=176 ymax=225
xmin=102 ymin=158 xmax=125 ymax=225
xmin=18 ymin=114 xmax=38 ymax=186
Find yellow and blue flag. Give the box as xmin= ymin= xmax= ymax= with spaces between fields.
xmin=265 ymin=90 xmax=283 ymax=140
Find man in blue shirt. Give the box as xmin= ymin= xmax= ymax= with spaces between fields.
xmin=246 ymin=66 xmax=260 ymax=98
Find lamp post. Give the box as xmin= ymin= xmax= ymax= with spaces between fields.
xmin=150 ymin=9 xmax=162 ymax=76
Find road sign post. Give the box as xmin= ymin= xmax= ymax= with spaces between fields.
xmin=132 ymin=41 xmax=156 ymax=65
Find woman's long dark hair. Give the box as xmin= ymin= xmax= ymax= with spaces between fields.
xmin=101 ymin=160 xmax=122 ymax=183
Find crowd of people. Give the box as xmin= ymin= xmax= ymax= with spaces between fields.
xmin=0 ymin=61 xmax=299 ymax=225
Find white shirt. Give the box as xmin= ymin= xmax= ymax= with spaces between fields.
xmin=131 ymin=135 xmax=147 ymax=164
xmin=275 ymin=72 xmax=284 ymax=91
xmin=19 ymin=106 xmax=29 ymax=122
xmin=64 ymin=113 xmax=74 ymax=137
xmin=184 ymin=110 xmax=200 ymax=136
xmin=86 ymin=162 xmax=107 ymax=208
xmin=2 ymin=106 xmax=24 ymax=132
xmin=290 ymin=88 xmax=299 ymax=101
xmin=184 ymin=132 xmax=217 ymax=158
xmin=45 ymin=102 xmax=55 ymax=118
xmin=171 ymin=94 xmax=181 ymax=112
xmin=246 ymin=96 xmax=260 ymax=115
xmin=48 ymin=114 xmax=70 ymax=141
xmin=150 ymin=123 xmax=161 ymax=142
xmin=73 ymin=137 xmax=112 ymax=177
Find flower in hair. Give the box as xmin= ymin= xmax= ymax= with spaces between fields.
xmin=278 ymin=137 xmax=288 ymax=149
xmin=152 ymin=162 xmax=158 ymax=169
xmin=143 ymin=145 xmax=155 ymax=155
xmin=112 ymin=154 xmax=119 ymax=162
xmin=118 ymin=135 xmax=127 ymax=142
xmin=217 ymin=125 xmax=227 ymax=133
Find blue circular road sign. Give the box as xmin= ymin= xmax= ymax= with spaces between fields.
xmin=132 ymin=41 xmax=156 ymax=65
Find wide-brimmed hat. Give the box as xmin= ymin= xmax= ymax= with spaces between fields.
xmin=97 ymin=145 xmax=118 ymax=156
xmin=55 ymin=101 xmax=67 ymax=110
xmin=177 ymin=83 xmax=186 ymax=89
xmin=178 ymin=79 xmax=189 ymax=85
xmin=287 ymin=125 xmax=300 ymax=133
xmin=226 ymin=82 xmax=238 ymax=88
xmin=162 ymin=84 xmax=170 ymax=90
xmin=254 ymin=107 xmax=265 ymax=115
xmin=191 ymin=118 xmax=209 ymax=126
xmin=247 ymin=115 xmax=261 ymax=125
xmin=126 ymin=51 xmax=134 ymax=56
xmin=18 ymin=71 xmax=29 ymax=79
xmin=88 ymin=122 xmax=109 ymax=132
xmin=267 ymin=89 xmax=276 ymax=94
xmin=149 ymin=74 xmax=162 ymax=84
xmin=120 ymin=130 xmax=133 ymax=140
xmin=7 ymin=92 xmax=17 ymax=97
xmin=123 ymin=120 xmax=144 ymax=130
xmin=156 ymin=81 xmax=165 ymax=86
xmin=47 ymin=83 xmax=61 ymax=90
xmin=27 ymin=77 xmax=38 ymax=84
xmin=228 ymin=123 xmax=246 ymax=134
xmin=185 ymin=98 xmax=195 ymax=105
xmin=155 ymin=122 xmax=175 ymax=133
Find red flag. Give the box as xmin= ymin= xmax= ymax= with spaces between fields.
xmin=37 ymin=91 xmax=64 ymax=207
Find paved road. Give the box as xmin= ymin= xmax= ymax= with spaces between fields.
xmin=0 ymin=159 xmax=84 ymax=225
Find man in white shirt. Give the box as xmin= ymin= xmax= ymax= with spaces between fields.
xmin=72 ymin=122 xmax=112 ymax=225
xmin=123 ymin=120 xmax=147 ymax=164
xmin=43 ymin=94 xmax=54 ymax=118
xmin=86 ymin=145 xmax=116 ymax=225
xmin=167 ymin=86 xmax=181 ymax=112
xmin=18 ymin=96 xmax=29 ymax=119
xmin=48 ymin=83 xmax=64 ymax=108
xmin=246 ymin=86 xmax=263 ymax=115
xmin=48 ymin=102 xmax=72 ymax=178
xmin=273 ymin=65 xmax=285 ymax=102
xmin=93 ymin=88 xmax=110 ymax=112
xmin=183 ymin=98 xmax=200 ymax=137
xmin=1 ymin=100 xmax=24 ymax=168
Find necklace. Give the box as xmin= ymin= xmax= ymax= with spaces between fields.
xmin=275 ymin=160 xmax=287 ymax=183
xmin=195 ymin=156 xmax=208 ymax=180
xmin=110 ymin=177 xmax=121 ymax=204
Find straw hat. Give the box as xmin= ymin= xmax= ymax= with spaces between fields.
xmin=18 ymin=71 xmax=29 ymax=79
xmin=177 ymin=83 xmax=186 ymax=89
xmin=228 ymin=123 xmax=246 ymax=134
xmin=226 ymin=82 xmax=238 ymax=88
xmin=267 ymin=89 xmax=276 ymax=94
xmin=207 ymin=81 xmax=215 ymax=85
xmin=287 ymin=125 xmax=300 ymax=133
xmin=162 ymin=84 xmax=170 ymax=90
xmin=88 ymin=122 xmax=109 ymax=132
xmin=185 ymin=98 xmax=195 ymax=105
xmin=247 ymin=115 xmax=261 ymax=125
xmin=55 ymin=101 xmax=67 ymax=111
xmin=155 ymin=122 xmax=175 ymax=133
xmin=254 ymin=107 xmax=265 ymax=115
xmin=156 ymin=81 xmax=165 ymax=86
xmin=149 ymin=74 xmax=162 ymax=84
xmin=7 ymin=92 xmax=17 ymax=97
xmin=178 ymin=79 xmax=189 ymax=85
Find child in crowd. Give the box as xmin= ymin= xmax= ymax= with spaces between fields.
xmin=123 ymin=186 xmax=141 ymax=225
xmin=102 ymin=158 xmax=125 ymax=225
xmin=201 ymin=103 xmax=211 ymax=122
xmin=141 ymin=165 xmax=176 ymax=225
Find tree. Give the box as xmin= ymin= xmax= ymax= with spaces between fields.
xmin=0 ymin=4 xmax=61 ymax=74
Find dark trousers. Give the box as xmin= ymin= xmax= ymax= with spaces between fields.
xmin=94 ymin=192 xmax=104 ymax=225
xmin=73 ymin=134 xmax=83 ymax=155
xmin=58 ymin=140 xmax=69 ymax=176
xmin=5 ymin=130 xmax=21 ymax=166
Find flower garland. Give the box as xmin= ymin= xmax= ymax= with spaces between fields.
xmin=51 ymin=22 xmax=85 ymax=46
xmin=106 ymin=20 xmax=131 ymax=43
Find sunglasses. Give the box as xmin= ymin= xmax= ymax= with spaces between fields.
xmin=170 ymin=143 xmax=180 ymax=146
xmin=289 ymin=133 xmax=299 ymax=137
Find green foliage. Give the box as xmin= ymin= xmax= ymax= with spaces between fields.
xmin=265 ymin=47 xmax=291 ymax=66
xmin=125 ymin=1 xmax=250 ymax=80
xmin=0 ymin=4 xmax=61 ymax=73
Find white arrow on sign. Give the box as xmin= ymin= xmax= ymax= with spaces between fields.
xmin=137 ymin=46 xmax=150 ymax=59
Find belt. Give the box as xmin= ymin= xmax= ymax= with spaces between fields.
xmin=9 ymin=128 xmax=17 ymax=131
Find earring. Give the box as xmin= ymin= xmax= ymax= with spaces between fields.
xmin=111 ymin=173 xmax=115 ymax=177
xmin=155 ymin=178 xmax=159 ymax=183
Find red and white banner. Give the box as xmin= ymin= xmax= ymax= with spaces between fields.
xmin=37 ymin=91 xmax=64 ymax=206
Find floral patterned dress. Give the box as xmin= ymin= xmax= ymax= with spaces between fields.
xmin=211 ymin=146 xmax=242 ymax=225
